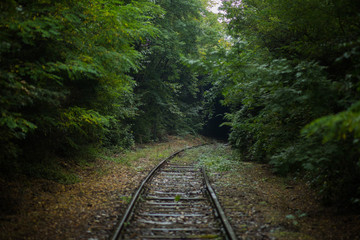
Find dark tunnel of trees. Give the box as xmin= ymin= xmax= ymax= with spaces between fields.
xmin=1 ymin=0 xmax=360 ymax=209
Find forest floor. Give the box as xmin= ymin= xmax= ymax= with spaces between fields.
xmin=1 ymin=136 xmax=359 ymax=239
xmin=196 ymin=144 xmax=360 ymax=240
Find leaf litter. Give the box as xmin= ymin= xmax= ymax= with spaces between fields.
xmin=199 ymin=143 xmax=360 ymax=240
xmin=0 ymin=136 xmax=204 ymax=240
xmin=2 ymin=138 xmax=359 ymax=240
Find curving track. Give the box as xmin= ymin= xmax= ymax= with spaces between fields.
xmin=111 ymin=146 xmax=237 ymax=240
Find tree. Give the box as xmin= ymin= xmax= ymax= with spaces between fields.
xmin=213 ymin=0 xmax=360 ymax=207
xmin=132 ymin=0 xmax=210 ymax=142
xmin=0 ymin=0 xmax=161 ymax=175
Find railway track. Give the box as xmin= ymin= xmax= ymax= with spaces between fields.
xmin=111 ymin=146 xmax=237 ymax=240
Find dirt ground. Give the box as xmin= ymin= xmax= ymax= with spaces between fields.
xmin=204 ymin=144 xmax=360 ymax=240
xmin=1 ymin=138 xmax=359 ymax=240
xmin=0 ymin=136 xmax=204 ymax=240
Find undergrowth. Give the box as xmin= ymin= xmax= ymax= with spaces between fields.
xmin=178 ymin=143 xmax=238 ymax=172
xmin=22 ymin=159 xmax=80 ymax=184
xmin=116 ymin=143 xmax=180 ymax=166
xmin=0 ymin=136 xmax=199 ymax=185
xmin=194 ymin=144 xmax=238 ymax=172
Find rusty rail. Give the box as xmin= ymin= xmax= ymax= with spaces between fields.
xmin=111 ymin=146 xmax=199 ymax=240
xmin=202 ymin=167 xmax=238 ymax=240
xmin=111 ymin=144 xmax=238 ymax=240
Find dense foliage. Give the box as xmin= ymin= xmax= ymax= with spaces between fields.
xmin=0 ymin=0 xmax=219 ymax=179
xmin=132 ymin=0 xmax=204 ymax=142
xmin=2 ymin=0 xmax=359 ymax=209
xmin=212 ymin=0 xmax=360 ymax=207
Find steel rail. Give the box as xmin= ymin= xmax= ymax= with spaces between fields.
xmin=111 ymin=145 xmax=202 ymax=240
xmin=202 ymin=167 xmax=238 ymax=240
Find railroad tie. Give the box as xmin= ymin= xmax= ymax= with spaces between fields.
xmin=111 ymin=146 xmax=237 ymax=240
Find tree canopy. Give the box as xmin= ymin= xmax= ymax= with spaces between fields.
xmin=211 ymin=0 xmax=360 ymax=207
xmin=0 ymin=0 xmax=220 ymax=178
xmin=1 ymin=0 xmax=360 ymax=208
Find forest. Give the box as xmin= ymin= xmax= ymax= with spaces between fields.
xmin=1 ymin=0 xmax=360 ymax=225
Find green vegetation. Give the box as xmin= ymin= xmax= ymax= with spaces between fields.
xmin=1 ymin=0 xmax=360 ymax=210
xmin=22 ymin=158 xmax=81 ymax=184
xmin=0 ymin=1 xmax=219 ymax=178
xmin=195 ymin=144 xmax=237 ymax=172
xmin=1 ymin=0 xmax=159 ymax=173
xmin=208 ymin=0 xmax=360 ymax=207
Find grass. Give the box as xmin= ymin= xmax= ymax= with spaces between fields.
xmin=3 ymin=136 xmax=202 ymax=186
xmin=192 ymin=144 xmax=239 ymax=172
xmin=169 ymin=144 xmax=240 ymax=180
xmin=112 ymin=137 xmax=199 ymax=170
xmin=22 ymin=159 xmax=81 ymax=184
xmin=118 ymin=145 xmax=174 ymax=164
